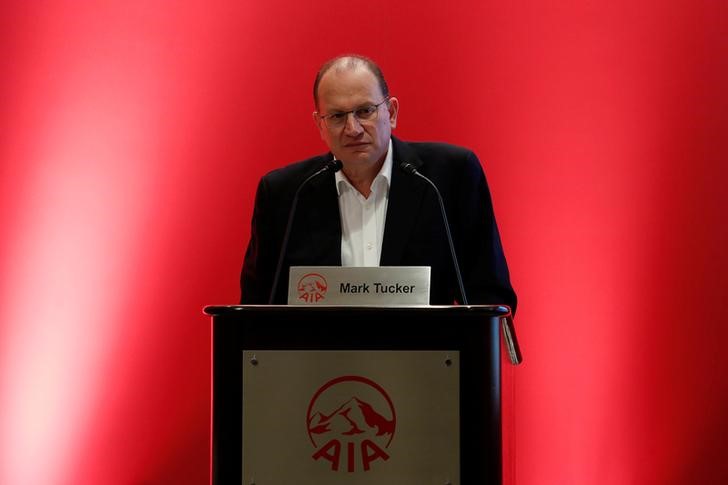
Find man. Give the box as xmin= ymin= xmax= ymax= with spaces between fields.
xmin=240 ymin=54 xmax=516 ymax=311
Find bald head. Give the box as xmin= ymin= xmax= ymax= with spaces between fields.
xmin=313 ymin=55 xmax=390 ymax=109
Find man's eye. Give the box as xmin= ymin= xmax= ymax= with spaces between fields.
xmin=330 ymin=112 xmax=347 ymax=120
xmin=356 ymin=106 xmax=376 ymax=117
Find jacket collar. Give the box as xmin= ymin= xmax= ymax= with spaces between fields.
xmin=301 ymin=136 xmax=427 ymax=266
xmin=380 ymin=137 xmax=427 ymax=265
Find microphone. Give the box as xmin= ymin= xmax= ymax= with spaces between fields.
xmin=268 ymin=159 xmax=343 ymax=304
xmin=399 ymin=161 xmax=469 ymax=305
xmin=401 ymin=161 xmax=522 ymax=364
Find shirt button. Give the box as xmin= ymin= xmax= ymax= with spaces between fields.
xmin=367 ymin=243 xmax=373 ymax=250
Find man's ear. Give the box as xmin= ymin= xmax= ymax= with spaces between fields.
xmin=313 ymin=111 xmax=325 ymax=139
xmin=387 ymin=97 xmax=399 ymax=129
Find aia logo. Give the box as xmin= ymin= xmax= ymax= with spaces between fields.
xmin=306 ymin=375 xmax=396 ymax=472
xmin=297 ymin=273 xmax=327 ymax=303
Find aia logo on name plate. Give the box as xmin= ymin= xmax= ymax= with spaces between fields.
xmin=306 ymin=375 xmax=396 ymax=472
xmin=297 ymin=273 xmax=327 ymax=303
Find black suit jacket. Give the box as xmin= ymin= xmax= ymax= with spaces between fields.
xmin=241 ymin=136 xmax=516 ymax=311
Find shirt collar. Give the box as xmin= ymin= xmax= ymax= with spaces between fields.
xmin=335 ymin=138 xmax=393 ymax=196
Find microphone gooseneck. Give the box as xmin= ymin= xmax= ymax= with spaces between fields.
xmin=268 ymin=159 xmax=343 ymax=304
xmin=399 ymin=161 xmax=469 ymax=305
xmin=402 ymin=161 xmax=522 ymax=364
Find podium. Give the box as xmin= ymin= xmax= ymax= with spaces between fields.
xmin=204 ymin=304 xmax=510 ymax=485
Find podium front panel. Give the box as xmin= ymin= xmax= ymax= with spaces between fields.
xmin=206 ymin=305 xmax=507 ymax=485
xmin=242 ymin=350 xmax=459 ymax=484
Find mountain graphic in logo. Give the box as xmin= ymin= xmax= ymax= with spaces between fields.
xmin=308 ymin=396 xmax=395 ymax=438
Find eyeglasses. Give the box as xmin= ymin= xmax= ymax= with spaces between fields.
xmin=316 ymin=97 xmax=390 ymax=129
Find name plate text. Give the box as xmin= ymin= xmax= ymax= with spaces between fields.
xmin=288 ymin=266 xmax=430 ymax=306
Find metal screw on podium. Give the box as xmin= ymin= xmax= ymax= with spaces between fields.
xmin=444 ymin=354 xmax=452 ymax=367
xmin=250 ymin=354 xmax=258 ymax=366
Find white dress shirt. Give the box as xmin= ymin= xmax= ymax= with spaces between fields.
xmin=335 ymin=139 xmax=393 ymax=267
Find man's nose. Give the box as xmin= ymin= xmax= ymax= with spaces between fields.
xmin=343 ymin=112 xmax=363 ymax=135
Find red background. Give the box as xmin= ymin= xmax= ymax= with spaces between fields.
xmin=2 ymin=1 xmax=727 ymax=484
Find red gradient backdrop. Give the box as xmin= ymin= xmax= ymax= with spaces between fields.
xmin=1 ymin=1 xmax=727 ymax=484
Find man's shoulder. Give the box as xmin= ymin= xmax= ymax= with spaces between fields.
xmin=395 ymin=137 xmax=477 ymax=162
xmin=403 ymin=140 xmax=475 ymax=157
xmin=261 ymin=152 xmax=332 ymax=187
xmin=394 ymin=138 xmax=480 ymax=173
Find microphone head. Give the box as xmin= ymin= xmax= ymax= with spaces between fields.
xmin=326 ymin=159 xmax=343 ymax=173
xmin=399 ymin=161 xmax=418 ymax=175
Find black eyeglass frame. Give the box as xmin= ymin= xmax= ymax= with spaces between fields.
xmin=316 ymin=97 xmax=391 ymax=127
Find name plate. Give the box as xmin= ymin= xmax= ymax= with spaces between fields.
xmin=288 ymin=266 xmax=430 ymax=306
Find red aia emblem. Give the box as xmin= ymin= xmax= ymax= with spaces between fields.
xmin=297 ymin=273 xmax=328 ymax=303
xmin=306 ymin=375 xmax=396 ymax=473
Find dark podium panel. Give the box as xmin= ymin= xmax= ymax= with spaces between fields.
xmin=204 ymin=305 xmax=509 ymax=485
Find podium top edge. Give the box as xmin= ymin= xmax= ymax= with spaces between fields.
xmin=202 ymin=304 xmax=511 ymax=317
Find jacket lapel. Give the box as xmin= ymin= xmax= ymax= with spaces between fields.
xmin=380 ymin=137 xmax=427 ymax=265
xmin=292 ymin=155 xmax=342 ymax=266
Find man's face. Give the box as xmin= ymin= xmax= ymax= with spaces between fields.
xmin=314 ymin=67 xmax=398 ymax=168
